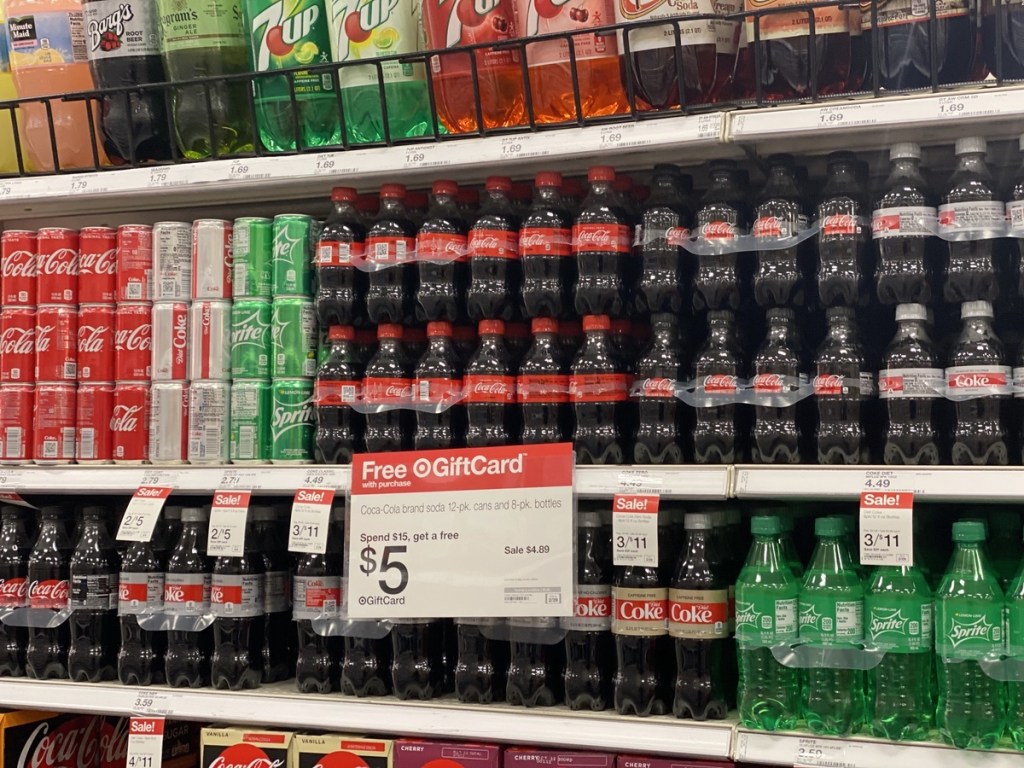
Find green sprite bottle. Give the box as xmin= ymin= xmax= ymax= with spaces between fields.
xmin=1004 ymin=526 xmax=1024 ymax=750
xmin=779 ymin=514 xmax=804 ymax=579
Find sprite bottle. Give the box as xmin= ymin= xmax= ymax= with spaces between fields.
xmin=779 ymin=514 xmax=804 ymax=579
xmin=935 ymin=520 xmax=1006 ymax=750
xmin=244 ymin=0 xmax=341 ymax=151
xmin=735 ymin=515 xmax=800 ymax=731
xmin=1004 ymin=527 xmax=1024 ymax=750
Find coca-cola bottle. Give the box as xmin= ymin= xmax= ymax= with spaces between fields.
xmin=571 ymin=315 xmax=629 ymax=464
xmin=693 ymin=310 xmax=748 ymax=463
xmin=210 ymin=515 xmax=265 ymax=690
xmin=315 ymin=325 xmax=364 ymax=464
xmin=163 ymin=507 xmax=212 ymax=688
xmin=633 ymin=313 xmax=686 ymax=464
xmin=363 ymin=324 xmax=413 ymax=452
xmin=455 ymin=617 xmax=509 ymax=703
xmin=366 ymin=184 xmax=417 ymax=324
xmin=316 ymin=187 xmax=367 ymax=327
xmin=818 ymin=151 xmax=870 ymax=307
xmin=519 ymin=317 xmax=571 ymax=444
xmin=392 ymin=618 xmax=445 ymax=700
xmin=416 ymin=180 xmax=468 ymax=322
xmin=294 ymin=505 xmax=343 ymax=694
xmin=813 ymin=307 xmax=874 ymax=464
xmin=464 ymin=320 xmax=517 ymax=447
xmin=563 ymin=507 xmax=614 ymax=711
xmin=25 ymin=506 xmax=71 ymax=680
xmin=68 ymin=507 xmax=118 ymax=682
xmin=521 ymin=172 xmax=573 ymax=319
xmin=117 ymin=517 xmax=166 ymax=686
xmin=637 ymin=164 xmax=692 ymax=315
xmin=693 ymin=161 xmax=750 ymax=311
xmin=752 ymin=308 xmax=806 ymax=463
xmin=506 ymin=617 xmax=565 ymax=707
xmin=879 ymin=304 xmax=945 ymax=465
xmin=453 ymin=325 xmax=478 ymax=371
xmin=946 ymin=301 xmax=1012 ymax=465
xmin=414 ymin=321 xmax=465 ymax=450
xmin=466 ymin=177 xmax=521 ymax=322
xmin=574 ymin=167 xmax=630 ymax=317
xmin=0 ymin=506 xmax=30 ymax=676
xmin=753 ymin=155 xmax=808 ymax=308
xmin=874 ymin=143 xmax=938 ymax=305
xmin=252 ymin=507 xmax=292 ymax=683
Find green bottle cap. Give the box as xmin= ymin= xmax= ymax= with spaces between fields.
xmin=815 ymin=516 xmax=845 ymax=537
xmin=953 ymin=520 xmax=986 ymax=543
xmin=751 ymin=515 xmax=781 ymax=535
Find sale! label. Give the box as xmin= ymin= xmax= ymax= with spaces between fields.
xmin=126 ymin=717 xmax=164 ymax=768
xmin=612 ymin=493 xmax=659 ymax=567
xmin=288 ymin=487 xmax=335 ymax=555
xmin=859 ymin=491 xmax=914 ymax=567
xmin=207 ymin=490 xmax=252 ymax=558
xmin=117 ymin=486 xmax=173 ymax=543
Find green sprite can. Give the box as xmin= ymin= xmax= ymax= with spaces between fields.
xmin=230 ymin=380 xmax=272 ymax=463
xmin=271 ymin=378 xmax=314 ymax=463
xmin=272 ymin=297 xmax=318 ymax=377
xmin=231 ymin=299 xmax=272 ymax=379
xmin=272 ymin=214 xmax=317 ymax=297
xmin=232 ymin=217 xmax=273 ymax=298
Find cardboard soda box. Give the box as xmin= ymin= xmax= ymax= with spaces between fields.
xmin=394 ymin=740 xmax=501 ymax=768
xmin=617 ymin=758 xmax=735 ymax=768
xmin=504 ymin=750 xmax=614 ymax=768
xmin=201 ymin=728 xmax=294 ymax=768
xmin=101 ymin=717 xmax=201 ymax=768
xmin=290 ymin=735 xmax=393 ymax=768
xmin=0 ymin=710 xmax=104 ymax=768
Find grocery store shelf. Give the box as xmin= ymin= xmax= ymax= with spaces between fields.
xmin=576 ymin=466 xmax=731 ymax=499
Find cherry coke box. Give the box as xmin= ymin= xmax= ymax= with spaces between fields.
xmin=102 ymin=717 xmax=200 ymax=768
xmin=291 ymin=735 xmax=394 ymax=768
xmin=504 ymin=750 xmax=614 ymax=768
xmin=0 ymin=710 xmax=104 ymax=768
xmin=617 ymin=758 xmax=735 ymax=768
xmin=201 ymin=728 xmax=293 ymax=768
xmin=395 ymin=741 xmax=501 ymax=768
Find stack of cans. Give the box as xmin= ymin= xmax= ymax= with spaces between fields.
xmin=0 ymin=229 xmax=38 ymax=463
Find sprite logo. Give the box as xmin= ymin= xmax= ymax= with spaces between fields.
xmin=735 ymin=600 xmax=764 ymax=629
xmin=252 ymin=0 xmax=324 ymax=71
xmin=869 ymin=607 xmax=910 ymax=638
xmin=946 ymin=613 xmax=999 ymax=649
xmin=272 ymin=395 xmax=314 ymax=439
xmin=273 ymin=224 xmax=303 ymax=264
xmin=800 ymin=601 xmax=823 ymax=630
xmin=232 ymin=313 xmax=267 ymax=346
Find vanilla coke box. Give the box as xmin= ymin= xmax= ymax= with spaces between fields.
xmin=395 ymin=740 xmax=501 ymax=768
xmin=617 ymin=758 xmax=735 ymax=768
xmin=0 ymin=710 xmax=105 ymax=768
xmin=504 ymin=749 xmax=614 ymax=768
xmin=290 ymin=735 xmax=394 ymax=768
xmin=201 ymin=728 xmax=294 ymax=768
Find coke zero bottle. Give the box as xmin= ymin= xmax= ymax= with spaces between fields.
xmin=118 ymin=519 xmax=166 ymax=686
xmin=366 ymin=184 xmax=416 ymax=324
xmin=633 ymin=313 xmax=686 ymax=464
xmin=392 ymin=618 xmax=445 ymax=700
xmin=814 ymin=307 xmax=874 ymax=464
xmin=68 ymin=507 xmax=118 ymax=682
xmin=316 ymin=187 xmax=367 ymax=326
xmin=315 ymin=325 xmax=364 ymax=464
xmin=467 ymin=177 xmax=521 ymax=322
xmin=25 ymin=506 xmax=71 ymax=680
xmin=519 ymin=317 xmax=571 ymax=444
xmin=210 ymin=515 xmax=265 ymax=690
xmin=521 ymin=172 xmax=573 ymax=319
xmin=693 ymin=310 xmax=747 ymax=463
xmin=464 ymin=320 xmax=517 ymax=447
xmin=818 ymin=151 xmax=870 ymax=307
xmin=637 ymin=164 xmax=692 ymax=315
xmin=163 ymin=507 xmax=212 ymax=688
xmin=416 ymin=180 xmax=468 ymax=322
xmin=363 ymin=324 xmax=413 ymax=452
xmin=574 ymin=167 xmax=629 ymax=317
xmin=0 ymin=506 xmax=29 ymax=676
xmin=694 ymin=160 xmax=750 ymax=311
xmin=414 ymin=321 xmax=465 ymax=450
xmin=294 ymin=506 xmax=343 ymax=694
xmin=571 ymin=315 xmax=629 ymax=464
xmin=506 ymin=617 xmax=565 ymax=707
xmin=455 ymin=618 xmax=509 ymax=703
xmin=753 ymin=155 xmax=808 ymax=307
xmin=752 ymin=308 xmax=806 ymax=463
xmin=252 ymin=507 xmax=292 ymax=683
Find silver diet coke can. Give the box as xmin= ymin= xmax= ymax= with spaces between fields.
xmin=188 ymin=300 xmax=230 ymax=381
xmin=153 ymin=221 xmax=193 ymax=302
xmin=188 ymin=380 xmax=230 ymax=464
xmin=152 ymin=302 xmax=189 ymax=382
xmin=150 ymin=381 xmax=189 ymax=464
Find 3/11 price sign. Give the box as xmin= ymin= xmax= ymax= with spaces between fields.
xmin=859 ymin=491 xmax=914 ymax=567
xmin=347 ymin=443 xmax=575 ymax=619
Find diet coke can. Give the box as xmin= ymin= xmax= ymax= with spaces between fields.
xmin=117 ymin=225 xmax=153 ymax=302
xmin=1 ymin=230 xmax=37 ymax=306
xmin=150 ymin=381 xmax=188 ymax=463
xmin=77 ymin=304 xmax=115 ymax=382
xmin=115 ymin=302 xmax=152 ymax=381
xmin=76 ymin=382 xmax=114 ymax=463
xmin=111 ymin=382 xmax=150 ymax=463
xmin=0 ymin=307 xmax=35 ymax=383
xmin=34 ymin=305 xmax=77 ymax=382
xmin=153 ymin=221 xmax=193 ymax=302
xmin=0 ymin=384 xmax=32 ymax=463
xmin=78 ymin=227 xmax=117 ymax=303
xmin=152 ymin=302 xmax=189 ymax=381
xmin=36 ymin=227 xmax=79 ymax=305
xmin=188 ymin=380 xmax=230 ymax=464
xmin=192 ymin=219 xmax=232 ymax=299
xmin=188 ymin=300 xmax=230 ymax=380
xmin=33 ymin=383 xmax=75 ymax=464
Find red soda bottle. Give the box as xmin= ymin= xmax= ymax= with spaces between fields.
xmin=574 ymin=167 xmax=630 ymax=317
xmin=519 ymin=317 xmax=571 ymax=444
xmin=814 ymin=307 xmax=873 ymax=465
xmin=416 ymin=181 xmax=468 ymax=323
xmin=316 ymin=187 xmax=367 ymax=327
xmin=521 ymin=172 xmax=573 ymax=320
xmin=413 ymin=321 xmax=465 ymax=450
xmin=68 ymin=507 xmax=118 ymax=682
xmin=0 ymin=506 xmax=30 ymax=676
xmin=467 ymin=177 xmax=521 ymax=322
xmin=366 ymin=185 xmax=416 ymax=325
xmin=25 ymin=506 xmax=71 ymax=680
xmin=363 ymin=324 xmax=414 ymax=452
xmin=464 ymin=320 xmax=517 ymax=447
xmin=633 ymin=313 xmax=686 ymax=464
xmin=751 ymin=308 xmax=805 ymax=464
xmin=570 ymin=315 xmax=629 ymax=464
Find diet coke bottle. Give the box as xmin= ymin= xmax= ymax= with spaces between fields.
xmin=163 ymin=507 xmax=213 ymax=688
xmin=210 ymin=515 xmax=265 ymax=690
xmin=295 ymin=505 xmax=343 ymax=693
xmin=118 ymin=521 xmax=166 ymax=686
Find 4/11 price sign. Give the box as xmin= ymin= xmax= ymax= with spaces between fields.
xmin=347 ymin=443 xmax=575 ymax=619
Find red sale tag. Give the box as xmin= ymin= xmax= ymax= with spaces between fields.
xmin=288 ymin=487 xmax=336 ymax=555
xmin=208 ymin=490 xmax=251 ymax=558
xmin=117 ymin=486 xmax=172 ymax=543
xmin=859 ymin=491 xmax=914 ymax=567
xmin=127 ymin=717 xmax=164 ymax=768
xmin=613 ymin=493 xmax=660 ymax=567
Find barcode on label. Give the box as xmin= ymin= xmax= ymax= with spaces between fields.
xmin=419 ymin=381 xmax=429 ymax=400
xmin=161 ymin=280 xmax=176 ymax=297
xmin=374 ymin=243 xmax=388 ymax=259
xmin=341 ymin=385 xmax=355 ymax=401
xmin=63 ymin=362 xmax=76 ymax=379
xmin=62 ymin=427 xmax=75 ymax=458
xmin=205 ymin=428 xmax=221 ymax=458
xmin=78 ymin=428 xmax=94 ymax=459
xmin=127 ymin=283 xmax=142 ymax=300
xmin=234 ymin=264 xmax=247 ymax=288
xmin=43 ymin=439 xmax=56 ymax=458
xmin=6 ymin=428 xmax=19 ymax=459
xmin=238 ymin=426 xmax=254 ymax=460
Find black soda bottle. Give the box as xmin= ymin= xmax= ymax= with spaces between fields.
xmin=316 ymin=187 xmax=368 ymax=326
xmin=25 ymin=506 xmax=71 ymax=680
xmin=814 ymin=307 xmax=874 ymax=464
xmin=521 ymin=172 xmax=573 ymax=319
xmin=751 ymin=308 xmax=806 ymax=464
xmin=637 ymin=164 xmax=692 ymax=315
xmin=363 ymin=324 xmax=413 ymax=452
xmin=455 ymin=618 xmax=509 ymax=703
xmin=633 ymin=313 xmax=686 ymax=464
xmin=574 ymin=167 xmax=630 ymax=317
xmin=693 ymin=161 xmax=750 ymax=311
xmin=506 ymin=617 xmax=565 ymax=707
xmin=391 ymin=618 xmax=445 ymax=700
xmin=68 ymin=507 xmax=119 ymax=682
xmin=571 ymin=315 xmax=629 ymax=464
xmin=0 ymin=506 xmax=29 ymax=676
xmin=163 ymin=507 xmax=212 ymax=688
xmin=416 ymin=180 xmax=468 ymax=322
xmin=294 ymin=506 xmax=343 ymax=694
xmin=464 ymin=320 xmax=517 ymax=447
xmin=413 ymin=321 xmax=465 ymax=450
xmin=693 ymin=310 xmax=747 ymax=463
xmin=210 ymin=515 xmax=264 ymax=690
xmin=252 ymin=507 xmax=292 ymax=683
xmin=467 ymin=177 xmax=521 ymax=322
xmin=518 ymin=317 xmax=571 ymax=444
xmin=117 ymin=520 xmax=165 ymax=686
xmin=315 ymin=325 xmax=364 ymax=464
xmin=753 ymin=154 xmax=807 ymax=308
xmin=366 ymin=184 xmax=417 ymax=324
xmin=818 ymin=151 xmax=870 ymax=307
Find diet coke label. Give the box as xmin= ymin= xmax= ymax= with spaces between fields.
xmin=163 ymin=572 xmax=211 ymax=616
xmin=937 ymin=200 xmax=1007 ymax=240
xmin=878 ymin=367 xmax=943 ymax=399
xmin=210 ymin=573 xmax=263 ymax=618
xmin=871 ymin=206 xmax=937 ymax=239
xmin=667 ymin=588 xmax=730 ymax=639
xmin=118 ymin=572 xmax=164 ymax=616
xmin=561 ymin=583 xmax=611 ymax=632
xmin=945 ymin=365 xmax=1012 ymax=400
xmin=292 ymin=575 xmax=341 ymax=621
xmin=611 ymin=587 xmax=667 ymax=636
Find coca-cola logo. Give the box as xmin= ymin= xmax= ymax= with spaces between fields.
xmin=753 ymin=373 xmax=784 ymax=393
xmin=753 ymin=216 xmax=783 ymax=238
xmin=813 ymin=373 xmax=844 ymax=396
xmin=110 ymin=404 xmax=142 ymax=432
xmin=1 ymin=251 xmax=36 ymax=277
xmin=574 ymin=228 xmax=617 ymax=247
xmin=575 ymin=595 xmax=610 ymax=618
xmin=99 ymin=717 xmax=129 ymax=768
xmin=209 ymin=744 xmax=285 ymax=768
xmin=519 ymin=232 xmax=548 ymax=250
xmin=79 ymin=247 xmax=116 ymax=275
xmin=0 ymin=326 xmax=34 ymax=355
xmin=35 ymin=324 xmax=53 ymax=352
xmin=822 ymin=214 xmax=857 ymax=236
xmin=639 ymin=377 xmax=674 ymax=397
xmin=115 ymin=324 xmax=151 ymax=352
xmin=670 ymin=603 xmax=714 ymax=623
xmin=78 ymin=325 xmax=109 ymax=354
xmin=164 ymin=585 xmax=185 ymax=602
xmin=951 ymin=372 xmax=1007 ymax=388
xmin=0 ymin=576 xmax=27 ymax=604
xmin=28 ymin=578 xmax=69 ymax=605
xmin=703 ymin=374 xmax=737 ymax=393
xmin=37 ymin=249 xmax=78 ymax=275
xmin=471 ymin=235 xmax=501 ymax=251
xmin=615 ymin=599 xmax=666 ymax=622
xmin=471 ymin=380 xmax=510 ymax=396
xmin=700 ymin=221 xmax=735 ymax=240
xmin=19 ymin=715 xmax=102 ymax=768
xmin=172 ymin=313 xmax=187 ymax=350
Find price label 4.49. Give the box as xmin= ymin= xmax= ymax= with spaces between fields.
xmin=288 ymin=487 xmax=335 ymax=554
xmin=859 ymin=491 xmax=913 ymax=567
xmin=207 ymin=490 xmax=251 ymax=557
xmin=117 ymin=487 xmax=173 ymax=543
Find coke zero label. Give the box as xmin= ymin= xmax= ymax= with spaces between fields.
xmin=211 ymin=573 xmax=263 ymax=619
xmin=163 ymin=572 xmax=211 ymax=616
xmin=292 ymin=575 xmax=341 ymax=621
xmin=463 ymin=374 xmax=515 ymax=403
xmin=468 ymin=229 xmax=519 ymax=259
xmin=560 ymin=583 xmax=612 ymax=632
xmin=28 ymin=578 xmax=70 ymax=609
xmin=569 ymin=373 xmax=629 ymax=402
xmin=571 ymin=224 xmax=630 ymax=254
xmin=118 ymin=572 xmax=164 ymax=616
xmin=667 ymin=588 xmax=730 ymax=639
xmin=612 ymin=587 xmax=667 ymax=636
xmin=520 ymin=227 xmax=572 ymax=257
xmin=878 ymin=368 xmax=943 ymax=399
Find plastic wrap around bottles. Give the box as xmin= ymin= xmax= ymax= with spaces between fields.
xmin=631 ymin=374 xmax=816 ymax=408
xmin=136 ymin=609 xmax=214 ymax=633
xmin=979 ymin=657 xmax=1024 ymax=682
xmin=350 ymin=381 xmax=468 ymax=415
xmin=872 ymin=207 xmax=1010 ymax=242
xmin=1 ymin=604 xmax=73 ymax=628
xmin=668 ymin=221 xmax=821 ymax=255
xmin=771 ymin=642 xmax=885 ymax=670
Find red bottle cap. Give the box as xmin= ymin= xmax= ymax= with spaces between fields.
xmin=380 ymin=183 xmax=406 ymax=199
xmin=328 ymin=325 xmax=355 ymax=341
xmin=536 ymin=172 xmax=563 ymax=188
xmin=485 ymin=176 xmax=512 ymax=192
xmin=531 ymin=317 xmax=558 ymax=334
xmin=432 ymin=180 xmax=458 ymax=197
xmin=582 ymin=315 xmax=611 ymax=332
xmin=588 ymin=166 xmax=616 ymax=183
xmin=331 ymin=187 xmax=357 ymax=203
xmin=377 ymin=323 xmax=403 ymax=339
xmin=427 ymin=321 xmax=453 ymax=337
xmin=479 ymin=319 xmax=505 ymax=335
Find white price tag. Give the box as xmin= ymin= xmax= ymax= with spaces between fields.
xmin=862 ymin=469 xmax=896 ymax=490
xmin=130 ymin=691 xmax=170 ymax=716
xmin=126 ymin=717 xmax=164 ymax=768
xmin=347 ymin=444 xmax=574 ymax=619
xmin=612 ymin=493 xmax=659 ymax=567
xmin=218 ymin=468 xmax=259 ymax=489
xmin=117 ymin=486 xmax=172 ymax=542
xmin=859 ymin=491 xmax=913 ymax=567
xmin=403 ymin=144 xmax=450 ymax=170
xmin=794 ymin=736 xmax=850 ymax=768
xmin=207 ymin=490 xmax=251 ymax=558
xmin=288 ymin=487 xmax=335 ymax=554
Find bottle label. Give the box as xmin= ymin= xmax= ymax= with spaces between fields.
xmin=712 ymin=0 xmax=740 ymax=54
xmin=363 ymin=376 xmax=413 ymax=404
xmin=468 ymin=228 xmax=519 ymax=259
xmin=264 ymin=570 xmax=290 ymax=613
xmin=572 ymin=224 xmax=631 ymax=255
xmin=1008 ymin=596 xmax=1024 ymax=657
xmin=798 ymin=594 xmax=864 ymax=645
xmin=118 ymin=572 xmax=164 ymax=616
xmin=463 ymin=374 xmax=516 ymax=404
xmin=697 ymin=220 xmax=737 ymax=241
xmin=561 ymin=583 xmax=612 ymax=631
xmin=664 ymin=226 xmax=691 ymax=247
xmin=866 ymin=596 xmax=932 ymax=653
xmin=292 ymin=574 xmax=341 ymax=620
xmin=743 ymin=0 xmax=848 ymax=41
xmin=0 ymin=575 xmax=27 ymax=608
xmin=735 ymin=591 xmax=798 ymax=647
xmin=329 ymin=0 xmax=424 ymax=87
xmin=820 ymin=211 xmax=861 ymax=238
xmin=423 ymin=0 xmax=519 ymax=76
xmin=416 ymin=232 xmax=468 ymax=263
xmin=569 ymin=373 xmax=629 ymax=403
xmin=699 ymin=373 xmax=739 ymax=395
xmin=860 ymin=0 xmax=968 ymax=30
xmin=8 ymin=11 xmax=88 ymax=69
xmin=667 ymin=588 xmax=729 ymax=639
xmin=613 ymin=0 xmax=716 ymax=51
xmin=211 ymin=573 xmax=264 ymax=618
xmin=316 ymin=240 xmax=366 ymax=267
xmin=945 ymin=365 xmax=1012 ymax=399
xmin=634 ymin=377 xmax=677 ymax=399
xmin=871 ymin=206 xmax=937 ymax=239
xmin=366 ymin=236 xmax=415 ymax=265
xmin=517 ymin=374 xmax=570 ymax=403
xmin=520 ymin=227 xmax=572 ymax=257
xmin=1007 ymin=200 xmax=1024 ymax=237
xmin=163 ymin=572 xmax=212 ymax=616
xmin=28 ymin=578 xmax=69 ymax=610
xmin=521 ymin=0 xmax=620 ymax=68
xmin=813 ymin=372 xmax=871 ymax=397
xmin=612 ymin=586 xmax=667 ymax=636
xmin=248 ymin=0 xmax=335 ymax=97
xmin=878 ymin=367 xmax=943 ymax=399
xmin=314 ymin=379 xmax=361 ymax=406
xmin=415 ymin=377 xmax=463 ymax=405
xmin=1014 ymin=367 xmax=1024 ymax=400
xmin=83 ymin=0 xmax=159 ymax=60
xmin=753 ymin=214 xmax=799 ymax=239
xmin=937 ymin=200 xmax=1006 ymax=240
xmin=155 ymin=0 xmax=246 ymax=53
xmin=936 ymin=601 xmax=1004 ymax=659
xmin=70 ymin=572 xmax=118 ymax=610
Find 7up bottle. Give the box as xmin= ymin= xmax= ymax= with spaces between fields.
xmin=271 ymin=379 xmax=315 ymax=462
xmin=935 ymin=520 xmax=1006 ymax=749
xmin=735 ymin=515 xmax=800 ymax=731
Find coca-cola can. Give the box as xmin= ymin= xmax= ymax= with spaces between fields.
xmin=33 ymin=383 xmax=75 ymax=464
xmin=111 ymin=382 xmax=149 ymax=463
xmin=115 ymin=302 xmax=152 ymax=381
xmin=192 ymin=219 xmax=232 ymax=299
xmin=78 ymin=226 xmax=117 ymax=303
xmin=0 ymin=384 xmax=32 ymax=463
xmin=0 ymin=307 xmax=35 ymax=383
xmin=76 ymin=382 xmax=114 ymax=463
xmin=150 ymin=381 xmax=188 ymax=463
xmin=77 ymin=304 xmax=115 ymax=382
xmin=152 ymin=302 xmax=189 ymax=381
xmin=36 ymin=227 xmax=79 ymax=305
xmin=34 ymin=305 xmax=77 ymax=383
xmin=1 ymin=229 xmax=37 ymax=306
xmin=117 ymin=224 xmax=153 ymax=302
xmin=188 ymin=300 xmax=230 ymax=380
xmin=188 ymin=381 xmax=229 ymax=464
xmin=153 ymin=221 xmax=193 ymax=302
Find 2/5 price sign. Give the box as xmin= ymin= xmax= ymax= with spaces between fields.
xmin=347 ymin=443 xmax=575 ymax=619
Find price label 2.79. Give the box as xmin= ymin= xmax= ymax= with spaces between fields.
xmin=288 ymin=487 xmax=335 ymax=554
xmin=126 ymin=717 xmax=164 ymax=768
xmin=207 ymin=490 xmax=251 ymax=557
xmin=117 ymin=487 xmax=173 ymax=543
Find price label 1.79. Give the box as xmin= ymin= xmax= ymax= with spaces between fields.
xmin=126 ymin=717 xmax=164 ymax=768
xmin=207 ymin=490 xmax=251 ymax=558
xmin=612 ymin=493 xmax=659 ymax=567
xmin=117 ymin=487 xmax=173 ymax=543
xmin=288 ymin=487 xmax=335 ymax=554
xmin=859 ymin=491 xmax=914 ymax=567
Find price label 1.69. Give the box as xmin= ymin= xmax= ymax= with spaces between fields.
xmin=288 ymin=487 xmax=335 ymax=554
xmin=117 ymin=487 xmax=173 ymax=543
xmin=207 ymin=490 xmax=252 ymax=557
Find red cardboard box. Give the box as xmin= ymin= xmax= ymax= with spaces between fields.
xmin=395 ymin=740 xmax=502 ymax=768
xmin=505 ymin=750 xmax=614 ymax=768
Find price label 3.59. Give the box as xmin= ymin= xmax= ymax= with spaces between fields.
xmin=612 ymin=493 xmax=659 ymax=567
xmin=859 ymin=491 xmax=913 ymax=567
xmin=207 ymin=490 xmax=251 ymax=557
xmin=126 ymin=717 xmax=164 ymax=768
xmin=288 ymin=487 xmax=335 ymax=554
xmin=117 ymin=487 xmax=173 ymax=543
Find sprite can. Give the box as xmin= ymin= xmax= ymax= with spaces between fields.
xmin=233 ymin=217 xmax=273 ymax=298
xmin=272 ymin=297 xmax=318 ymax=377
xmin=272 ymin=214 xmax=317 ymax=297
xmin=271 ymin=378 xmax=314 ymax=463
xmin=230 ymin=380 xmax=272 ymax=463
xmin=231 ymin=299 xmax=272 ymax=379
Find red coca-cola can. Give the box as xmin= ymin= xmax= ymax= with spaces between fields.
xmin=76 ymin=382 xmax=114 ymax=463
xmin=33 ymin=383 xmax=75 ymax=464
xmin=149 ymin=381 xmax=188 ymax=463
xmin=34 ymin=305 xmax=77 ymax=383
xmin=36 ymin=227 xmax=78 ymax=305
xmin=115 ymin=303 xmax=152 ymax=381
xmin=117 ymin=225 xmax=153 ymax=302
xmin=151 ymin=302 xmax=188 ymax=381
xmin=0 ymin=307 xmax=35 ymax=383
xmin=1 ymin=230 xmax=37 ymax=306
xmin=78 ymin=227 xmax=117 ymax=304
xmin=111 ymin=382 xmax=149 ymax=463
xmin=0 ymin=384 xmax=32 ymax=463
xmin=77 ymin=304 xmax=115 ymax=382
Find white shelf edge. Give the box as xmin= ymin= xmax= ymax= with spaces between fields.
xmin=575 ymin=466 xmax=731 ymax=499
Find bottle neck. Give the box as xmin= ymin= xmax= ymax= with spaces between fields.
xmin=533 ymin=186 xmax=564 ymax=210
xmin=808 ymin=535 xmax=853 ymax=574
xmin=379 ymin=197 xmax=406 ymax=215
xmin=950 ymin=541 xmax=989 ymax=581
xmin=891 ymin=158 xmax=923 ymax=181
xmin=956 ymin=153 xmax=988 ymax=176
xmin=767 ymin=319 xmax=794 ymax=342
xmin=746 ymin=534 xmax=786 ymax=571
